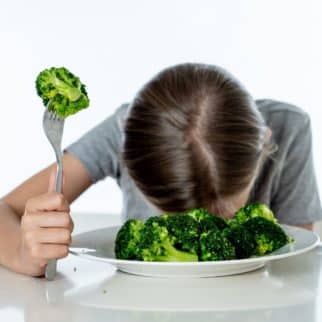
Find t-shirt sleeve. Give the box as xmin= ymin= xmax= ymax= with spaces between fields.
xmin=271 ymin=114 xmax=322 ymax=225
xmin=64 ymin=104 xmax=128 ymax=183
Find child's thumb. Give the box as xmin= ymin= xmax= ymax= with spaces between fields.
xmin=48 ymin=167 xmax=57 ymax=192
xmin=48 ymin=167 xmax=65 ymax=193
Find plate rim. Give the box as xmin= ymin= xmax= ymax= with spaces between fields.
xmin=70 ymin=224 xmax=320 ymax=266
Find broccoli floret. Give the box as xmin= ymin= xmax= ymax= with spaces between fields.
xmin=114 ymin=204 xmax=291 ymax=263
xmin=114 ymin=219 xmax=145 ymax=260
xmin=244 ymin=217 xmax=289 ymax=256
xmin=36 ymin=67 xmax=90 ymax=117
xmin=185 ymin=208 xmax=228 ymax=232
xmin=199 ymin=230 xmax=236 ymax=261
xmin=223 ymin=226 xmax=256 ymax=259
xmin=185 ymin=208 xmax=210 ymax=222
xmin=145 ymin=214 xmax=168 ymax=227
xmin=165 ymin=214 xmax=200 ymax=255
xmin=140 ymin=219 xmax=198 ymax=262
xmin=229 ymin=202 xmax=277 ymax=227
xmin=244 ymin=203 xmax=277 ymax=224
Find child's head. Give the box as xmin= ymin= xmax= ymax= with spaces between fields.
xmin=123 ymin=63 xmax=273 ymax=218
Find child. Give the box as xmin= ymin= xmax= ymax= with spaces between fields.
xmin=0 ymin=63 xmax=321 ymax=276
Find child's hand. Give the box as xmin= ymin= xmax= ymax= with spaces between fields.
xmin=18 ymin=171 xmax=73 ymax=276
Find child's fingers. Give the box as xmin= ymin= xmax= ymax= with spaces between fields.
xmin=22 ymin=211 xmax=73 ymax=230
xmin=29 ymin=244 xmax=69 ymax=260
xmin=25 ymin=192 xmax=70 ymax=213
xmin=32 ymin=228 xmax=72 ymax=245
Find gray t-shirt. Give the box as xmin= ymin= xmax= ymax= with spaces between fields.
xmin=65 ymin=99 xmax=322 ymax=225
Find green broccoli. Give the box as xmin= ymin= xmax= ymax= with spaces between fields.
xmin=229 ymin=202 xmax=277 ymax=227
xmin=36 ymin=67 xmax=90 ymax=117
xmin=140 ymin=219 xmax=198 ymax=262
xmin=114 ymin=203 xmax=292 ymax=262
xmin=199 ymin=230 xmax=236 ymax=261
xmin=164 ymin=214 xmax=200 ymax=255
xmin=144 ymin=214 xmax=169 ymax=227
xmin=114 ymin=219 xmax=145 ymax=260
xmin=223 ymin=226 xmax=256 ymax=259
xmin=185 ymin=208 xmax=228 ymax=232
xmin=243 ymin=217 xmax=289 ymax=256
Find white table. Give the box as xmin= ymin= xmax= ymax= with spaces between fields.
xmin=0 ymin=213 xmax=322 ymax=322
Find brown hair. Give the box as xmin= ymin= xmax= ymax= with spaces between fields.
xmin=123 ymin=63 xmax=272 ymax=215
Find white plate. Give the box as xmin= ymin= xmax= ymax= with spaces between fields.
xmin=70 ymin=225 xmax=320 ymax=278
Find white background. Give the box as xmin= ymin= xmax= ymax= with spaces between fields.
xmin=0 ymin=0 xmax=321 ymax=215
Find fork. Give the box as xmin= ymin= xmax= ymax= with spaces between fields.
xmin=42 ymin=108 xmax=65 ymax=281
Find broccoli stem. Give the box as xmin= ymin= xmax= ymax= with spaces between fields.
xmin=155 ymin=239 xmax=198 ymax=262
xmin=50 ymin=74 xmax=82 ymax=101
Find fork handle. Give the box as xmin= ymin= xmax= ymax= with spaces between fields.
xmin=55 ymin=157 xmax=63 ymax=193
xmin=45 ymin=258 xmax=57 ymax=281
xmin=45 ymin=156 xmax=63 ymax=281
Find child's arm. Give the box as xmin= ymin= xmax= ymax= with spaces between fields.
xmin=0 ymin=152 xmax=92 ymax=276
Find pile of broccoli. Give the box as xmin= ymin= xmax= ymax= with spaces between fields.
xmin=114 ymin=203 xmax=293 ymax=262
xmin=36 ymin=67 xmax=90 ymax=118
